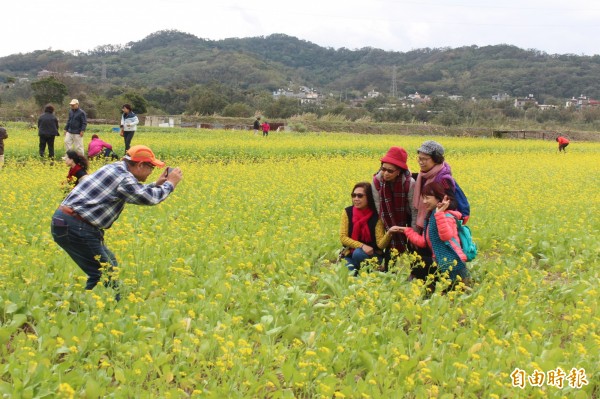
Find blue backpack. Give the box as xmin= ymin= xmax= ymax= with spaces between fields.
xmin=454 ymin=181 xmax=470 ymax=222
xmin=449 ymin=216 xmax=477 ymax=262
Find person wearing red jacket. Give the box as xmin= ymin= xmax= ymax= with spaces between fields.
xmin=398 ymin=181 xmax=469 ymax=291
xmin=556 ymin=136 xmax=570 ymax=153
xmin=262 ymin=121 xmax=270 ymax=137
xmin=63 ymin=150 xmax=89 ymax=190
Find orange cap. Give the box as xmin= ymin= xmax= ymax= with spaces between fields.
xmin=125 ymin=145 xmax=166 ymax=168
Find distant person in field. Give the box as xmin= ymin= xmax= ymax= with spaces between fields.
xmin=88 ymin=134 xmax=118 ymax=160
xmin=398 ymin=181 xmax=469 ymax=290
xmin=372 ymin=146 xmax=417 ymax=260
xmin=120 ymin=104 xmax=139 ymax=152
xmin=340 ymin=182 xmax=401 ymax=274
xmin=63 ymin=150 xmax=89 ymax=190
xmin=556 ymin=135 xmax=570 ymax=153
xmin=51 ymin=145 xmax=182 ymax=299
xmin=64 ymin=99 xmax=87 ymax=154
xmin=253 ymin=116 xmax=261 ymax=135
xmin=38 ymin=104 xmax=59 ymax=159
xmin=262 ymin=121 xmax=270 ymax=137
xmin=0 ymin=127 xmax=7 ymax=168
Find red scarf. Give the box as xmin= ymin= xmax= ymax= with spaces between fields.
xmin=374 ymin=170 xmax=411 ymax=251
xmin=67 ymin=164 xmax=83 ymax=182
xmin=351 ymin=207 xmax=373 ymax=243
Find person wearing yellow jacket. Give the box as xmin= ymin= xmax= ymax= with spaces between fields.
xmin=340 ymin=182 xmax=402 ymax=274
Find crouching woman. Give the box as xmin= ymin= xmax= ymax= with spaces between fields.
xmin=340 ymin=182 xmax=397 ymax=274
xmin=398 ymin=181 xmax=469 ymax=285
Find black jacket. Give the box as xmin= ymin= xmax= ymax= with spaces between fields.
xmin=65 ymin=108 xmax=87 ymax=134
xmin=38 ymin=112 xmax=59 ymax=136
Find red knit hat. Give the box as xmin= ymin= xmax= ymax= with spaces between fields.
xmin=380 ymin=147 xmax=408 ymax=170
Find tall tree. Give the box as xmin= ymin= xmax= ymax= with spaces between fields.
xmin=122 ymin=92 xmax=149 ymax=114
xmin=30 ymin=77 xmax=68 ymax=108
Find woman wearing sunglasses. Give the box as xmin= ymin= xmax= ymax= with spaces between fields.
xmin=339 ymin=182 xmax=401 ymax=274
xmin=372 ymin=147 xmax=417 ymax=257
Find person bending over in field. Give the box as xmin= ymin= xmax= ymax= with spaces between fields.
xmin=88 ymin=134 xmax=119 ymax=160
xmin=340 ymin=182 xmax=401 ymax=274
xmin=556 ymin=135 xmax=570 ymax=153
xmin=51 ymin=145 xmax=182 ymax=300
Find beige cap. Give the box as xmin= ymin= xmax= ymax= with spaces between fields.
xmin=69 ymin=99 xmax=79 ymax=105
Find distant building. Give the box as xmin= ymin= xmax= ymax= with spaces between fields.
xmin=406 ymin=91 xmax=430 ymax=104
xmin=566 ymin=94 xmax=600 ymax=109
xmin=367 ymin=89 xmax=380 ymax=98
xmin=514 ymin=94 xmax=537 ymax=108
xmin=37 ymin=70 xmax=87 ymax=78
xmin=272 ymin=86 xmax=322 ymax=105
xmin=492 ymin=93 xmax=511 ymax=101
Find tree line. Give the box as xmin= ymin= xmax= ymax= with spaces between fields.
xmin=1 ymin=30 xmax=600 ymax=130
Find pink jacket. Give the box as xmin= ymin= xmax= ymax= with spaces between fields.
xmin=404 ymin=210 xmax=467 ymax=262
xmin=87 ymin=138 xmax=113 ymax=157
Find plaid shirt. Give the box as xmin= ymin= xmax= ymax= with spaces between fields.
xmin=62 ymin=161 xmax=174 ymax=229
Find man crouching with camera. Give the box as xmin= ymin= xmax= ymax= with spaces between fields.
xmin=51 ymin=145 xmax=182 ymax=300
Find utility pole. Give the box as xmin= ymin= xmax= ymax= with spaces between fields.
xmin=390 ymin=65 xmax=398 ymax=99
xmin=101 ymin=61 xmax=107 ymax=81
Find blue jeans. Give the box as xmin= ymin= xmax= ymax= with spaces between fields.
xmin=51 ymin=209 xmax=119 ymax=292
xmin=344 ymin=248 xmax=383 ymax=273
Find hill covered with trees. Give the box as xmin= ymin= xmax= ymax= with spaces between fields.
xmin=1 ymin=29 xmax=600 ymax=130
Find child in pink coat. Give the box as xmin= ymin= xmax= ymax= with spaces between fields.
xmin=398 ymin=181 xmax=468 ymax=283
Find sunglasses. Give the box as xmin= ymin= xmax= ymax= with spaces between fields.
xmin=351 ymin=193 xmax=365 ymax=199
xmin=380 ymin=166 xmax=398 ymax=174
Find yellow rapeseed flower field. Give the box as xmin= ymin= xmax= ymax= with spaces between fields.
xmin=0 ymin=126 xmax=598 ymax=397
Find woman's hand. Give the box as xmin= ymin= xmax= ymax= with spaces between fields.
xmin=361 ymin=244 xmax=374 ymax=256
xmin=388 ymin=226 xmax=406 ymax=234
xmin=436 ymin=195 xmax=450 ymax=213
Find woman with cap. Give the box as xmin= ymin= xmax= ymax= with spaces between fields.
xmin=372 ymin=146 xmax=417 ymax=259
xmin=340 ymin=182 xmax=400 ymax=274
xmin=413 ymin=140 xmax=457 ymax=230
xmin=410 ymin=140 xmax=458 ymax=282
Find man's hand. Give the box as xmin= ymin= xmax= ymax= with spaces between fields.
xmin=79 ymin=131 xmax=84 ymax=137
xmin=157 ymin=167 xmax=183 ymax=188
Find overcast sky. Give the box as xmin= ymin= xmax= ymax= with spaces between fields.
xmin=3 ymin=0 xmax=599 ymax=57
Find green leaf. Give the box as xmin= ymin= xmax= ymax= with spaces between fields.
xmin=5 ymin=302 xmax=18 ymax=314
xmin=358 ymin=350 xmax=375 ymax=372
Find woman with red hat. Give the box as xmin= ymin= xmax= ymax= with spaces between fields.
xmin=372 ymin=146 xmax=417 ymax=262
